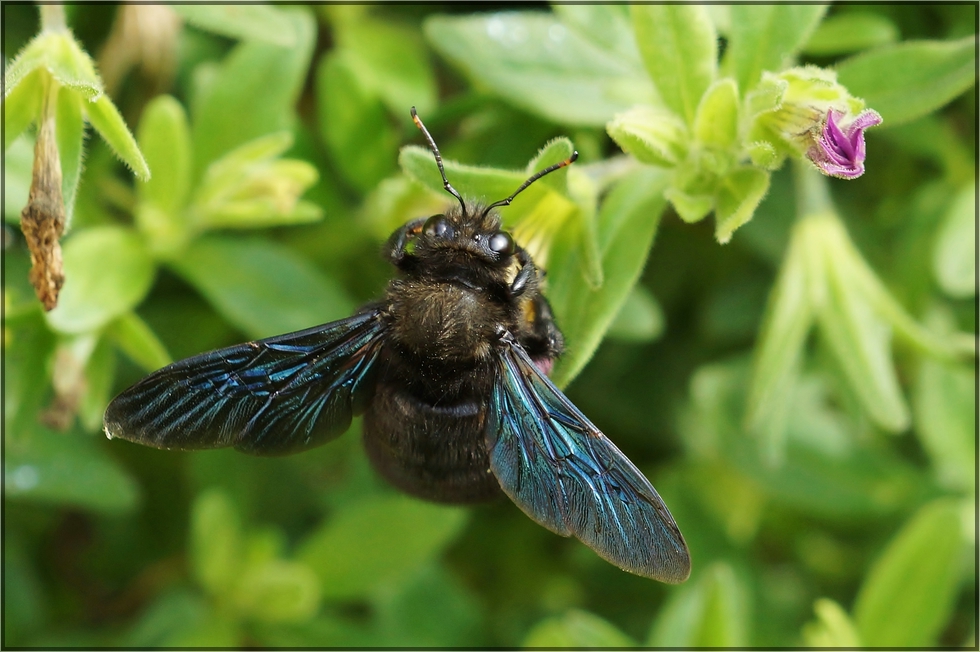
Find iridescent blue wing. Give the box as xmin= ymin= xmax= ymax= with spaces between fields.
xmin=104 ymin=309 xmax=387 ymax=455
xmin=487 ymin=334 xmax=691 ymax=583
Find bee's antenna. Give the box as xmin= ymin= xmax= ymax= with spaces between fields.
xmin=482 ymin=151 xmax=579 ymax=217
xmin=411 ymin=107 xmax=467 ymax=214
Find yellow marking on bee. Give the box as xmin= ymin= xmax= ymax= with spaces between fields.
xmin=520 ymin=295 xmax=537 ymax=327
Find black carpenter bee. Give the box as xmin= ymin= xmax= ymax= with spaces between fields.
xmin=104 ymin=108 xmax=691 ymax=583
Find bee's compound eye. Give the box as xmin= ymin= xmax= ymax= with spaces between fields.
xmin=488 ymin=231 xmax=514 ymax=255
xmin=423 ymin=215 xmax=454 ymax=239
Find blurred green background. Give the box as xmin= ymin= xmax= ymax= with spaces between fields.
xmin=3 ymin=4 xmax=976 ymax=648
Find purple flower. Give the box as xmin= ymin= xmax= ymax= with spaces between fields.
xmin=806 ymin=108 xmax=883 ymax=179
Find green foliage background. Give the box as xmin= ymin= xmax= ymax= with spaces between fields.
xmin=3 ymin=4 xmax=976 ymax=648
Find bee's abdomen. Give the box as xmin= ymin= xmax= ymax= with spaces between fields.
xmin=362 ymin=378 xmax=501 ymax=504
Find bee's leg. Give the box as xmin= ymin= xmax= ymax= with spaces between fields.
xmin=510 ymin=248 xmax=537 ymax=297
xmin=384 ymin=218 xmax=426 ymax=270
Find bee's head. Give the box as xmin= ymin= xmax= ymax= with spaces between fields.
xmin=408 ymin=106 xmax=576 ymax=269
xmin=414 ymin=205 xmax=516 ymax=267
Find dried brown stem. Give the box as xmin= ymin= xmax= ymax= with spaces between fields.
xmin=20 ymin=86 xmax=66 ymax=311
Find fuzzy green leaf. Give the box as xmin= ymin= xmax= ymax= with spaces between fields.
xmin=3 ymin=35 xmax=49 ymax=98
xmin=85 ymin=95 xmax=150 ymax=181
xmin=3 ymin=68 xmax=42 ymax=150
xmin=549 ymin=167 xmax=668 ymax=387
xmin=38 ymin=32 xmax=103 ymax=99
xmin=664 ymin=186 xmax=714 ymax=224
xmin=631 ymin=5 xmax=718 ymax=126
xmin=607 ymin=105 xmax=688 ymax=167
xmin=694 ymin=78 xmax=739 ymax=148
xmin=399 ymin=145 xmax=532 ymax=212
xmin=714 ymin=167 xmax=770 ymax=244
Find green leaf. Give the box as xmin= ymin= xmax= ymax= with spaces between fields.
xmin=190 ymin=489 xmax=243 ymax=596
xmin=686 ymin=360 xmax=929 ymax=518
xmin=191 ymin=8 xmax=315 ymax=175
xmin=523 ymin=609 xmax=636 ymax=647
xmin=172 ymin=5 xmax=298 ymax=46
xmin=104 ymin=312 xmax=172 ymax=372
xmin=606 ymin=284 xmax=665 ymax=343
xmin=745 ymin=223 xmax=813 ymax=442
xmin=137 ymin=95 xmax=192 ymax=220
xmin=932 ymin=182 xmax=975 ymax=298
xmin=399 ymin=144 xmax=529 ymax=210
xmin=46 ymin=226 xmax=157 ymax=334
xmin=5 ymin=426 xmax=139 ymax=514
xmin=648 ymin=563 xmax=749 ymax=647
xmin=817 ymin=216 xmax=910 ymax=432
xmin=802 ymin=12 xmax=899 ymax=56
xmin=552 ymin=5 xmax=639 ymax=63
xmin=914 ymin=352 xmax=975 ymax=493
xmin=607 ymin=105 xmax=688 ymax=167
xmin=316 ymin=52 xmax=399 ymax=193
xmin=3 ymin=34 xmax=49 ymax=98
xmin=631 ymin=5 xmax=718 ymax=126
xmin=549 ymin=167 xmax=668 ymax=387
xmin=169 ymin=236 xmax=354 ymax=340
xmin=4 ymin=31 xmax=101 ymax=100
xmin=85 ymin=94 xmax=150 ymax=180
xmin=373 ymin=565 xmax=481 ymax=647
xmin=724 ymin=5 xmax=828 ymax=94
xmin=837 ymin=36 xmax=976 ymax=128
xmin=297 ymin=494 xmax=468 ymax=600
xmin=4 ymin=68 xmax=42 ymax=150
xmin=4 ymin=135 xmax=33 ymax=223
xmin=694 ymin=78 xmax=739 ymax=148
xmin=854 ymin=498 xmax=967 ymax=647
xmin=714 ymin=167 xmax=770 ymax=244
xmin=37 ymin=32 xmax=103 ymax=99
xmin=233 ymin=560 xmax=321 ymax=623
xmin=123 ymin=589 xmax=210 ymax=648
xmin=424 ymin=12 xmax=656 ymax=127
xmin=55 ymin=87 xmax=84 ymax=222
xmin=192 ymin=154 xmax=321 ymax=232
xmin=802 ymin=599 xmax=862 ymax=647
xmin=664 ymin=186 xmax=714 ymax=224
xmin=334 ymin=15 xmax=437 ymax=117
